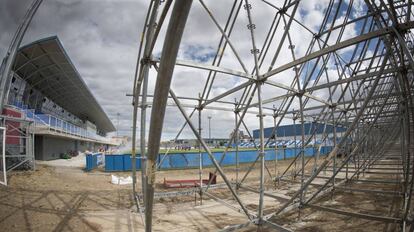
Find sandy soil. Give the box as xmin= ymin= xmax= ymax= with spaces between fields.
xmin=0 ymin=154 xmax=405 ymax=231
xmin=36 ymin=153 xmax=87 ymax=168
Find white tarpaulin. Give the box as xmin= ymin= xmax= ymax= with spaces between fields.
xmin=111 ymin=175 xmax=132 ymax=185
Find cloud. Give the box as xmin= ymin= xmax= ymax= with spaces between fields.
xmin=0 ymin=0 xmax=369 ymax=142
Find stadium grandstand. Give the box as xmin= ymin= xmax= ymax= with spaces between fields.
xmin=0 ymin=36 xmax=116 ymax=173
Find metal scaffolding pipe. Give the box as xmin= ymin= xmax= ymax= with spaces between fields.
xmin=144 ymin=1 xmax=193 ymax=231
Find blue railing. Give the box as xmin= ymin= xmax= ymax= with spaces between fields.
xmin=9 ymin=102 xmax=110 ymax=143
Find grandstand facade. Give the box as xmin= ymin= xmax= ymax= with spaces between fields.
xmin=2 ymin=36 xmax=115 ymax=164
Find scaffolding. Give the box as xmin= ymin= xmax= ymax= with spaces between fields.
xmin=132 ymin=0 xmax=414 ymax=231
xmin=0 ymin=0 xmax=41 ymax=186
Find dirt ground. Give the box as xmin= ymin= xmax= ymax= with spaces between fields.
xmin=0 ymin=154 xmax=405 ymax=231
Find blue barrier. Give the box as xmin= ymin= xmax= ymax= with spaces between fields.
xmin=105 ymin=154 xmax=141 ymax=172
xmin=85 ymin=153 xmax=104 ymax=171
xmin=104 ymin=146 xmax=333 ymax=172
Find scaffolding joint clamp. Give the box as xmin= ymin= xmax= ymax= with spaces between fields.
xmin=256 ymin=114 xmax=265 ymax=118
xmin=255 ymin=78 xmax=266 ymax=85
xmin=140 ymin=56 xmax=155 ymax=66
xmin=329 ymin=103 xmax=337 ymax=109
xmin=394 ymin=25 xmax=407 ymax=34
xmin=295 ymin=90 xmax=305 ymax=97
xmin=196 ymin=105 xmax=204 ymax=111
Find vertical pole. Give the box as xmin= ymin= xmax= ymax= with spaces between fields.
xmin=284 ymin=134 xmax=286 ymax=161
xmin=344 ymin=111 xmax=349 ymax=181
xmin=298 ymin=94 xmax=305 ymax=219
xmin=331 ymin=106 xmax=337 ymax=198
xmin=357 ymin=124 xmax=362 ymax=180
xmin=208 ymin=116 xmax=212 ymax=141
xmin=198 ymin=94 xmax=203 ymax=205
xmin=132 ymin=0 xmax=160 ymax=215
xmin=243 ymin=0 xmax=265 ymax=225
xmin=140 ymin=61 xmax=149 ymax=201
xmin=323 ymin=119 xmax=328 ymax=175
xmin=313 ymin=118 xmax=317 ymax=173
xmin=31 ymin=123 xmax=35 ymax=170
xmin=234 ymin=100 xmax=239 ymax=188
xmin=256 ymin=81 xmax=266 ymax=224
xmin=2 ymin=128 xmax=6 ymax=185
xmin=144 ymin=2 xmax=193 ymax=231
xmin=293 ymin=112 xmax=297 ymax=179
xmin=273 ymin=108 xmax=278 ymax=181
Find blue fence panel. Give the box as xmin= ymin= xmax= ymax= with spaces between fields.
xmin=85 ymin=153 xmax=103 ymax=171
xmin=158 ymin=154 xmax=171 ymax=169
xmin=221 ymin=152 xmax=235 ymax=165
xmin=114 ymin=155 xmax=124 ymax=171
xmin=105 ymin=155 xmax=115 ymax=171
xmin=186 ymin=154 xmax=200 ymax=167
xmin=104 ymin=146 xmax=333 ymax=171
xmin=170 ymin=154 xmax=188 ymax=169
xmin=105 ymin=154 xmax=141 ymax=172
xmin=264 ymin=150 xmax=274 ymax=161
xmin=304 ymin=147 xmax=313 ymax=157
xmin=85 ymin=154 xmax=93 ymax=171
xmin=123 ymin=154 xmax=132 ymax=171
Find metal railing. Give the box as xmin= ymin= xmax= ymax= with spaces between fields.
xmin=31 ymin=112 xmax=110 ymax=142
xmin=8 ymin=104 xmax=111 ymax=143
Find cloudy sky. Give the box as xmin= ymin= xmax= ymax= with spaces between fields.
xmin=0 ymin=0 xmax=366 ymax=140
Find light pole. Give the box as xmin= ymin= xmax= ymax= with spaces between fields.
xmin=208 ymin=116 xmax=212 ymax=143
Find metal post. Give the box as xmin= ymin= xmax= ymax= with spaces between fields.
xmin=331 ymin=106 xmax=337 ymax=198
xmin=234 ymin=101 xmax=239 ymax=188
xmin=273 ymin=108 xmax=278 ymax=180
xmin=144 ymin=1 xmax=193 ymax=231
xmin=298 ymin=94 xmax=306 ymax=218
xmin=208 ymin=115 xmax=212 ymax=141
xmin=344 ymin=111 xmax=349 ymax=181
xmin=140 ymin=57 xmax=150 ymax=201
xmin=1 ymin=127 xmax=6 ymax=185
xmin=243 ymin=0 xmax=265 ymax=225
xmin=255 ymin=71 xmax=266 ymax=224
xmin=293 ymin=112 xmax=297 ymax=179
xmin=198 ymin=94 xmax=203 ymax=205
xmin=131 ymin=0 xmax=160 ymax=215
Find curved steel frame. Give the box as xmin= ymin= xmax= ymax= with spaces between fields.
xmin=132 ymin=1 xmax=414 ymax=231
